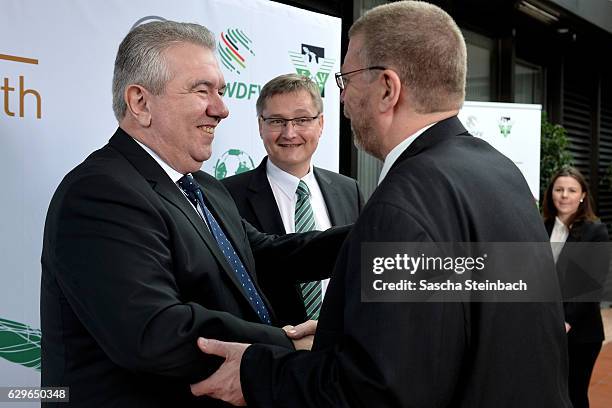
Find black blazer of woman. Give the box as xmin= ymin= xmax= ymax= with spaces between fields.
xmin=546 ymin=219 xmax=609 ymax=343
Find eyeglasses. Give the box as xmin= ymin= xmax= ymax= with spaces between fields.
xmin=260 ymin=115 xmax=321 ymax=131
xmin=334 ymin=66 xmax=387 ymax=90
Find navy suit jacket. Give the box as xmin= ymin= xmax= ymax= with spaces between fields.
xmin=222 ymin=157 xmax=363 ymax=325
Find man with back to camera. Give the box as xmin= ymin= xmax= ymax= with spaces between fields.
xmin=190 ymin=2 xmax=572 ymax=406
xmin=40 ymin=20 xmax=347 ymax=407
xmin=222 ymin=73 xmax=363 ymax=326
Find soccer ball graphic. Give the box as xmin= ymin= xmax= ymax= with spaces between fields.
xmin=214 ymin=149 xmax=255 ymax=179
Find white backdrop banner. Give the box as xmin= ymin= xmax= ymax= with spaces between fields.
xmin=459 ymin=101 xmax=542 ymax=200
xmin=0 ymin=0 xmax=340 ymax=393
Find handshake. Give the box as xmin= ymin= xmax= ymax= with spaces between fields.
xmin=190 ymin=320 xmax=318 ymax=406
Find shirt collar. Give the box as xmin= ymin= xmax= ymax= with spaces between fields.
xmin=132 ymin=138 xmax=186 ymax=183
xmin=378 ymin=122 xmax=436 ymax=185
xmin=266 ymin=159 xmax=315 ymax=199
xmin=554 ymin=216 xmax=569 ymax=231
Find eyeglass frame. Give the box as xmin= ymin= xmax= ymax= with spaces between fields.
xmin=259 ymin=114 xmax=322 ymax=130
xmin=334 ymin=66 xmax=387 ymax=90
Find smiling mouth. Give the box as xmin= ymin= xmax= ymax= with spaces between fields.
xmin=278 ymin=143 xmax=303 ymax=148
xmin=198 ymin=126 xmax=215 ymax=134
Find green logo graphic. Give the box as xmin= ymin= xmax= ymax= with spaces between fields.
xmin=214 ymin=149 xmax=255 ymax=180
xmin=0 ymin=317 xmax=41 ymax=370
xmin=218 ymin=28 xmax=255 ymax=75
xmin=289 ymin=44 xmax=335 ymax=97
xmin=499 ymin=116 xmax=514 ymax=137
xmin=224 ymin=82 xmax=261 ymax=100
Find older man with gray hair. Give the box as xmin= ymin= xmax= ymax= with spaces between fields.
xmin=40 ymin=20 xmax=346 ymax=407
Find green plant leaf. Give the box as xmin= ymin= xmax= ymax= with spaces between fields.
xmin=540 ymin=112 xmax=573 ymax=199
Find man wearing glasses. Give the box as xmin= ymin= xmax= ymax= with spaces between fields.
xmin=191 ymin=2 xmax=570 ymax=406
xmin=222 ymin=73 xmax=363 ymax=327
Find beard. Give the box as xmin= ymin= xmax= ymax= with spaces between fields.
xmin=346 ymin=96 xmax=383 ymax=160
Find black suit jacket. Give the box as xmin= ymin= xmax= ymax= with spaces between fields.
xmin=222 ymin=157 xmax=363 ymax=325
xmin=241 ymin=116 xmax=571 ymax=407
xmin=546 ymin=219 xmax=609 ymax=343
xmin=40 ymin=128 xmax=347 ymax=407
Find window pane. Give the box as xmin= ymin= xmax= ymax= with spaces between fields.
xmin=466 ymin=42 xmax=492 ymax=101
xmin=515 ymin=62 xmax=543 ymax=104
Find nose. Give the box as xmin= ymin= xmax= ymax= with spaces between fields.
xmin=207 ymin=93 xmax=229 ymax=121
xmin=281 ymin=122 xmax=298 ymax=138
xmin=340 ymin=88 xmax=346 ymax=103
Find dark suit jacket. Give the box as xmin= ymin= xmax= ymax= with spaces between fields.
xmin=222 ymin=157 xmax=363 ymax=325
xmin=40 ymin=128 xmax=347 ymax=407
xmin=546 ymin=219 xmax=609 ymax=343
xmin=241 ymin=116 xmax=571 ymax=407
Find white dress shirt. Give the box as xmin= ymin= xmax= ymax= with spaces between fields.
xmin=133 ymin=138 xmax=208 ymax=226
xmin=550 ymin=216 xmax=569 ymax=264
xmin=134 ymin=138 xmax=184 ymax=183
xmin=266 ymin=159 xmax=332 ymax=295
xmin=378 ymin=123 xmax=436 ymax=184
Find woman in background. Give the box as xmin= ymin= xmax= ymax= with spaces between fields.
xmin=542 ymin=166 xmax=609 ymax=408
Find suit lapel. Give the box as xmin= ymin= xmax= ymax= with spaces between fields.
xmin=197 ymin=178 xmax=254 ymax=269
xmin=314 ymin=167 xmax=342 ymax=225
xmin=391 ymin=116 xmax=471 ymax=172
xmin=547 ymin=218 xmax=577 ymax=281
xmin=544 ymin=219 xmax=554 ymax=236
xmin=108 ymin=129 xmax=252 ymax=300
xmin=246 ymin=158 xmax=286 ymax=234
xmin=559 ymin=224 xmax=578 ymax=264
xmin=197 ymin=176 xmax=280 ymax=319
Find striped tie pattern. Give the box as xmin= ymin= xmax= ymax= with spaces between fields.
xmin=295 ymin=180 xmax=322 ymax=320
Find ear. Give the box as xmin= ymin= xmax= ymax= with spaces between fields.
xmin=258 ymin=117 xmax=265 ymax=139
xmin=377 ymin=69 xmax=402 ymax=113
xmin=318 ymin=114 xmax=324 ymax=138
xmin=125 ymin=84 xmax=152 ymax=127
xmin=581 ymin=192 xmax=586 ymax=202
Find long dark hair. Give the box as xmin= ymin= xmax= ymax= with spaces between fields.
xmin=542 ymin=166 xmax=597 ymax=226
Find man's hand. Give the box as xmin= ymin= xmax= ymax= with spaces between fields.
xmin=283 ymin=319 xmax=317 ymax=350
xmin=190 ymin=338 xmax=249 ymax=406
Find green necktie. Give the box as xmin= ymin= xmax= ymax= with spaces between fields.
xmin=295 ymin=180 xmax=322 ymax=320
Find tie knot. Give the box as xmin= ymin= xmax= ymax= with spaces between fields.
xmin=178 ymin=174 xmax=200 ymax=195
xmin=296 ymin=180 xmax=310 ymax=199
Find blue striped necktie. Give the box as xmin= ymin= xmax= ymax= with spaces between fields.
xmin=178 ymin=174 xmax=271 ymax=325
xmin=295 ymin=180 xmax=322 ymax=320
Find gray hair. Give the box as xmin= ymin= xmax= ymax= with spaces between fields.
xmin=349 ymin=1 xmax=466 ymax=113
xmin=112 ymin=20 xmax=216 ymax=121
xmin=255 ymin=73 xmax=323 ymax=116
